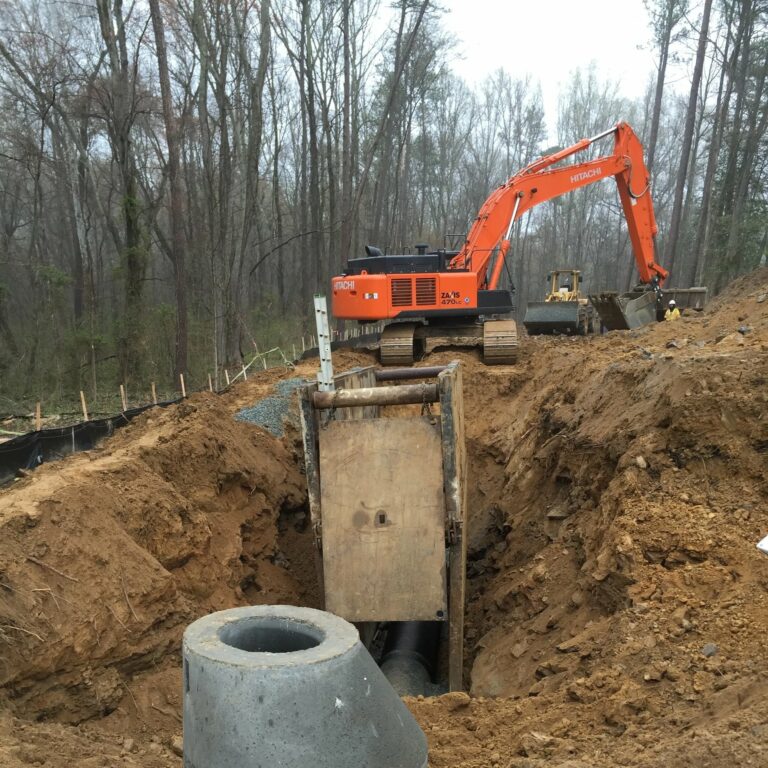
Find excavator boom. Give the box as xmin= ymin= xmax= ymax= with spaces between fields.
xmin=451 ymin=122 xmax=667 ymax=290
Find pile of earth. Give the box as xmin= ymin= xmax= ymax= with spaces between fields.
xmin=409 ymin=267 xmax=768 ymax=766
xmin=0 ymin=270 xmax=766 ymax=767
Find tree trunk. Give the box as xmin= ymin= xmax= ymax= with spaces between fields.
xmin=149 ymin=0 xmax=188 ymax=380
xmin=689 ymin=0 xmax=740 ymax=286
xmin=663 ymin=0 xmax=713 ymax=282
xmin=339 ymin=0 xmax=354 ymax=267
xmin=646 ymin=0 xmax=679 ymax=172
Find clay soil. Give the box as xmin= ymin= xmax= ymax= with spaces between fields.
xmin=1 ymin=270 xmax=767 ymax=767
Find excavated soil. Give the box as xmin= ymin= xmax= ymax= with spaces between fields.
xmin=1 ymin=270 xmax=767 ymax=766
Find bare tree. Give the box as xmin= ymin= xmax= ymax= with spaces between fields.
xmin=663 ymin=0 xmax=713 ymax=281
xmin=148 ymin=0 xmax=188 ymax=380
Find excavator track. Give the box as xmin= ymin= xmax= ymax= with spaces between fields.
xmin=380 ymin=322 xmax=418 ymax=366
xmin=482 ymin=319 xmax=518 ymax=365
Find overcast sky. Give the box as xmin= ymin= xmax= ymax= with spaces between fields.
xmin=440 ymin=0 xmax=661 ymax=135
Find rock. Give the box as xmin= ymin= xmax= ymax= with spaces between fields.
xmin=557 ymin=638 xmax=581 ymax=653
xmin=717 ymin=332 xmax=745 ymax=346
xmin=666 ymin=338 xmax=688 ymax=349
xmin=510 ymin=641 xmax=527 ymax=659
xmin=148 ymin=742 xmax=162 ymax=755
xmin=520 ymin=731 xmax=556 ymax=756
xmin=693 ymin=671 xmax=709 ymax=692
xmin=170 ymin=736 xmax=184 ymax=757
xmin=567 ymin=684 xmax=585 ymax=702
xmin=122 ymin=738 xmax=136 ymax=753
xmin=442 ymin=691 xmax=471 ymax=711
xmin=635 ymin=455 xmax=648 ymax=470
xmin=701 ymin=643 xmax=718 ymax=658
xmin=756 ymin=293 xmax=767 ymax=304
xmin=547 ymin=505 xmax=570 ymax=520
xmin=527 ymin=679 xmax=546 ymax=696
xmin=643 ymin=666 xmax=663 ymax=682
xmin=532 ymin=562 xmax=547 ymax=582
xmin=536 ymin=660 xmax=567 ymax=677
xmin=738 ymin=325 xmax=752 ymax=335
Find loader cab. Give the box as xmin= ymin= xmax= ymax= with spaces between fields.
xmin=547 ymin=269 xmax=581 ymax=302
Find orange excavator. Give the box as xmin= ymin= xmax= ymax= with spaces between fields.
xmin=331 ymin=122 xmax=669 ymax=365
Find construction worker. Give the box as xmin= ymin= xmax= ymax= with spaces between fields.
xmin=665 ymin=299 xmax=681 ymax=321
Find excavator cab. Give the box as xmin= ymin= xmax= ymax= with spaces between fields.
xmin=523 ymin=269 xmax=596 ymax=335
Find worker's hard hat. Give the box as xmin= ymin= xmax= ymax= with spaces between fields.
xmin=668 ymin=300 xmax=676 ymax=307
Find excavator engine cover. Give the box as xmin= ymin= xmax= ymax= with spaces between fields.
xmin=345 ymin=252 xmax=448 ymax=275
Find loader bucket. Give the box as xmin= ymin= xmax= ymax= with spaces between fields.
xmin=523 ymin=301 xmax=582 ymax=335
xmin=589 ymin=290 xmax=658 ymax=331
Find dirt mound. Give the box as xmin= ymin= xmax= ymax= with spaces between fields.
xmin=407 ymin=268 xmax=768 ymax=765
xmin=1 ymin=272 xmax=767 ymax=767
xmin=0 ymin=389 xmax=310 ymax=727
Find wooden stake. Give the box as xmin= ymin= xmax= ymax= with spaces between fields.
xmin=292 ymin=344 xmax=296 ymax=361
xmin=151 ymin=382 xmax=158 ymax=405
xmin=242 ymin=364 xmax=247 ymax=381
xmin=120 ymin=384 xmax=127 ymax=412
xmin=35 ymin=402 xmax=41 ymax=431
xmin=180 ymin=373 xmax=186 ymax=398
xmin=224 ymin=369 xmax=230 ymax=386
xmin=208 ymin=373 xmax=213 ymax=392
xmin=79 ymin=390 xmax=89 ymax=421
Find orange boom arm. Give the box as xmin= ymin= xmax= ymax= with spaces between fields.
xmin=452 ymin=121 xmax=667 ymax=290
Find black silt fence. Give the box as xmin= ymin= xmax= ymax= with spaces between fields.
xmin=0 ymin=400 xmax=180 ymax=487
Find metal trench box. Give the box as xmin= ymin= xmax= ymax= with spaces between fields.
xmin=299 ymin=362 xmax=468 ymax=691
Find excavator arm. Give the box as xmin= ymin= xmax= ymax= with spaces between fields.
xmin=451 ymin=122 xmax=668 ymax=290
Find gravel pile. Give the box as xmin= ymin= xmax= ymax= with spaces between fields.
xmin=235 ymin=378 xmax=306 ymax=436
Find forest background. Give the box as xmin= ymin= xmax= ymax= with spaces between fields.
xmin=0 ymin=0 xmax=765 ymax=413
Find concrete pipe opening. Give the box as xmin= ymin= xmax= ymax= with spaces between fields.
xmin=183 ymin=605 xmax=428 ymax=768
xmin=218 ymin=617 xmax=323 ymax=654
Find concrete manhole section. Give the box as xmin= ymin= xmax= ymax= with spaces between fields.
xmin=183 ymin=605 xmax=428 ymax=768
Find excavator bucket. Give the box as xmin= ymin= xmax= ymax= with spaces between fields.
xmin=523 ymin=301 xmax=583 ymax=335
xmin=589 ymin=290 xmax=658 ymax=331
